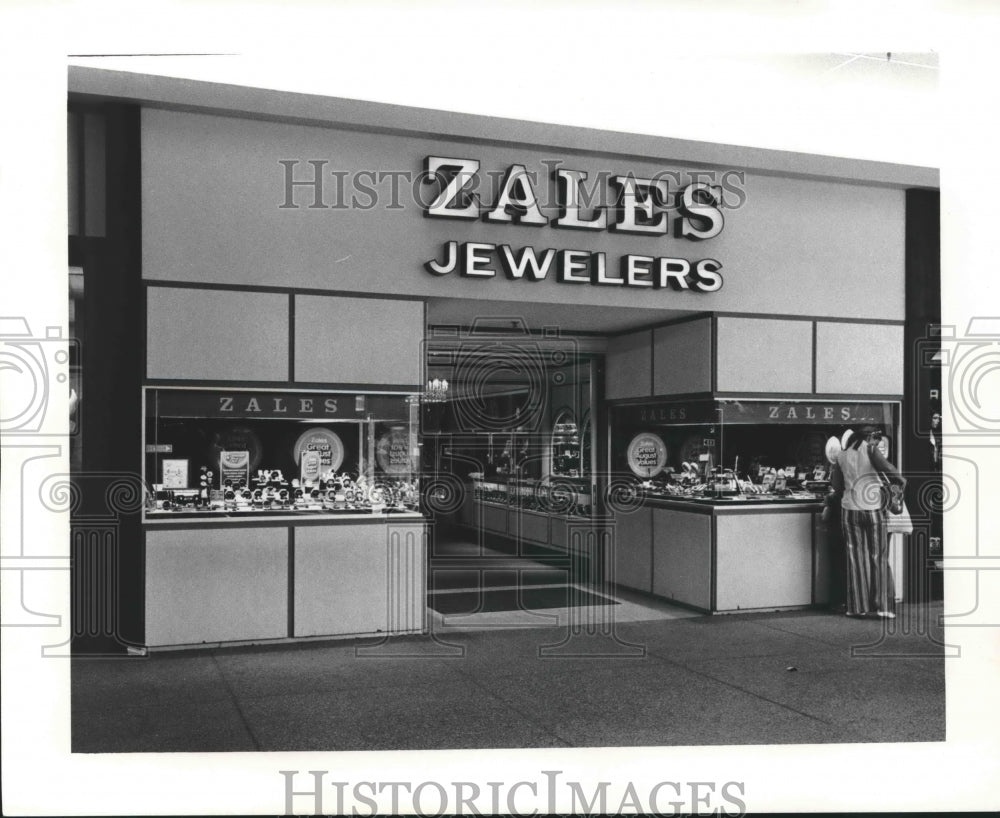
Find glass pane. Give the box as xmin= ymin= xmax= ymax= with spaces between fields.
xmin=144 ymin=388 xmax=420 ymax=516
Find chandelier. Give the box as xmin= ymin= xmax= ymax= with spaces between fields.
xmin=424 ymin=378 xmax=449 ymax=403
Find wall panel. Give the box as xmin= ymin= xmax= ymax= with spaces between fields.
xmin=815 ymin=322 xmax=904 ymax=395
xmin=653 ymin=318 xmax=712 ymax=395
xmin=146 ymin=287 xmax=288 ymax=381
xmin=142 ymin=108 xmax=906 ymax=320
xmin=716 ymin=317 xmax=812 ymax=393
xmin=295 ymin=295 xmax=423 ymax=385
xmin=606 ymin=330 xmax=651 ymax=401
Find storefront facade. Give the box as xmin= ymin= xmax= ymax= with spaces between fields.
xmin=68 ymin=67 xmax=939 ymax=651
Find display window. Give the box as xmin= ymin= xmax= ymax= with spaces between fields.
xmin=610 ymin=398 xmax=901 ymax=504
xmin=143 ymin=387 xmax=421 ymax=517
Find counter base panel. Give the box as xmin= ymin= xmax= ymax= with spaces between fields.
xmin=652 ymin=508 xmax=713 ymax=610
xmin=145 ymin=522 xmax=426 ymax=648
xmin=145 ymin=527 xmax=288 ymax=647
xmin=610 ymin=501 xmax=828 ymax=614
xmin=715 ymin=513 xmax=813 ymax=610
xmin=294 ymin=523 xmax=425 ymax=638
xmin=611 ymin=506 xmax=653 ymax=593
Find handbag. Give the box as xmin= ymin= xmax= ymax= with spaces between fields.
xmin=876 ymin=470 xmax=904 ymax=515
xmin=820 ymin=491 xmax=841 ymax=526
xmin=883 ymin=481 xmax=904 ymax=515
xmin=886 ymin=498 xmax=913 ymax=534
xmin=877 ymin=472 xmax=912 ymax=533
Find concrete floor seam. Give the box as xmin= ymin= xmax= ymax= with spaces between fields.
xmin=210 ymin=652 xmax=264 ymax=751
xmin=754 ymin=619 xmax=893 ymax=649
xmin=453 ymin=668 xmax=576 ymax=748
xmin=640 ymin=648 xmax=840 ymax=728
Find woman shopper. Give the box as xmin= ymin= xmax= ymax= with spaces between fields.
xmin=831 ymin=426 xmax=906 ymax=618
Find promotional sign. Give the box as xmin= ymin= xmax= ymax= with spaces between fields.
xmin=213 ymin=427 xmax=263 ymax=471
xmin=161 ymin=459 xmax=189 ymax=489
xmin=293 ymin=428 xmax=344 ymax=472
xmin=299 ymin=450 xmax=322 ymax=484
xmin=219 ymin=450 xmax=250 ymax=488
xmin=376 ymin=426 xmax=412 ymax=475
xmin=626 ymin=432 xmax=668 ymax=478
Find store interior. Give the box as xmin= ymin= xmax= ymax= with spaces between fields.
xmin=420 ymin=299 xmax=686 ymax=624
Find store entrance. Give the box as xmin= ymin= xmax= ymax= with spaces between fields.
xmin=419 ymin=314 xmax=602 ymax=625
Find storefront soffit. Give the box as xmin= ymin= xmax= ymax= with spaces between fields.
xmin=67 ymin=66 xmax=938 ymax=190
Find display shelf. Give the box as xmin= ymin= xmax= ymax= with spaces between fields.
xmin=143 ymin=386 xmax=421 ymax=521
xmin=610 ymin=397 xmax=900 ymax=506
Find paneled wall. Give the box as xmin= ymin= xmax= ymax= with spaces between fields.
xmin=653 ymin=318 xmax=713 ymax=395
xmin=146 ymin=285 xmax=424 ymax=387
xmin=605 ymin=314 xmax=904 ymax=400
xmin=146 ymin=287 xmax=289 ymax=381
xmin=141 ymin=108 xmax=907 ymax=321
xmin=605 ymin=329 xmax=652 ymax=401
xmin=294 ymin=295 xmax=423 ymax=384
xmin=715 ymin=317 xmax=812 ymax=393
xmin=815 ymin=322 xmax=905 ymax=395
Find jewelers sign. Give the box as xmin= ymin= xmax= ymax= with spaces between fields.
xmin=421 ymin=156 xmax=727 ymax=292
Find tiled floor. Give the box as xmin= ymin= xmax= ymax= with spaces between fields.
xmin=425 ymin=537 xmax=700 ymax=634
xmin=72 ymin=600 xmax=947 ymax=753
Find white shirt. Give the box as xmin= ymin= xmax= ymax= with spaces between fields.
xmin=836 ymin=444 xmax=882 ymax=512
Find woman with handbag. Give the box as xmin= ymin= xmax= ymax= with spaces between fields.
xmin=830 ymin=426 xmax=906 ymax=618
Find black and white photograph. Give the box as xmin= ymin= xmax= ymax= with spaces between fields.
xmin=2 ymin=2 xmax=999 ymax=815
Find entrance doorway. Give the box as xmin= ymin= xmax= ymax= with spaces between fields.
xmin=419 ymin=311 xmax=603 ymax=629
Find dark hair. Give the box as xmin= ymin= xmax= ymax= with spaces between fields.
xmin=848 ymin=425 xmax=884 ymax=450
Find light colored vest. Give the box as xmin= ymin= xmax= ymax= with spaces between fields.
xmin=837 ymin=444 xmax=882 ymax=511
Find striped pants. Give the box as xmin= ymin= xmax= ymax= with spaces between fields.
xmin=840 ymin=508 xmax=894 ymax=615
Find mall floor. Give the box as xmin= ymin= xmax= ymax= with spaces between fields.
xmin=71 ymin=538 xmax=947 ymax=753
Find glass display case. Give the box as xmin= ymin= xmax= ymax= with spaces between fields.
xmin=470 ymin=477 xmax=594 ymax=517
xmin=143 ymin=387 xmax=421 ymax=517
xmin=551 ymin=410 xmax=583 ymax=477
xmin=610 ymin=398 xmax=901 ymax=505
xmin=464 ymin=402 xmax=595 ymax=521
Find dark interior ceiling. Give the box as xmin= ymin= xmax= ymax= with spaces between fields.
xmin=425 ymin=297 xmax=695 ymax=336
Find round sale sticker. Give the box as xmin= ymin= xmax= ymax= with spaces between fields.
xmin=627 ymin=432 xmax=667 ymax=478
xmin=293 ymin=428 xmax=344 ymax=472
xmin=376 ymin=427 xmax=412 ymax=475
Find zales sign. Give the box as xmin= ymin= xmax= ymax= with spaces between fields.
xmin=421 ymin=156 xmax=727 ymax=292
